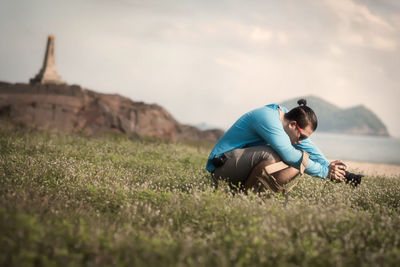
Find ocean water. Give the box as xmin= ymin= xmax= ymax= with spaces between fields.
xmin=310 ymin=132 xmax=400 ymax=165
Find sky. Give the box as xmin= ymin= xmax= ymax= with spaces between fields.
xmin=1 ymin=0 xmax=400 ymax=137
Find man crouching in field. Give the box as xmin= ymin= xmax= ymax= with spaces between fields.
xmin=206 ymin=99 xmax=363 ymax=193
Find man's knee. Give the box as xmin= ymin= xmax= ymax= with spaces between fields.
xmin=251 ymin=158 xmax=299 ymax=185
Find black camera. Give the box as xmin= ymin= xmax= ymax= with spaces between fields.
xmin=344 ymin=171 xmax=364 ymax=187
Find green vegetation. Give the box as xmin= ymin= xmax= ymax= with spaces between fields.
xmin=1 ymin=130 xmax=400 ymax=266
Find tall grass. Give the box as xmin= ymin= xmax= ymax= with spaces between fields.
xmin=1 ymin=130 xmax=400 ymax=266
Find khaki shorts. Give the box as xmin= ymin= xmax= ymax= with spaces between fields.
xmin=213 ymin=145 xmax=281 ymax=186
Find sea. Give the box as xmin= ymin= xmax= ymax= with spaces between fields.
xmin=310 ymin=132 xmax=400 ymax=165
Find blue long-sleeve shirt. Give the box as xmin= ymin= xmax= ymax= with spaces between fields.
xmin=206 ymin=104 xmax=330 ymax=178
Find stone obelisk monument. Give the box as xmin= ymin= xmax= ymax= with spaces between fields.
xmin=30 ymin=35 xmax=65 ymax=85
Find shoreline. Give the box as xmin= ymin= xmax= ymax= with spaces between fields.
xmin=335 ymin=160 xmax=400 ymax=177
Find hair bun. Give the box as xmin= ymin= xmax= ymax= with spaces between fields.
xmin=297 ymin=99 xmax=307 ymax=106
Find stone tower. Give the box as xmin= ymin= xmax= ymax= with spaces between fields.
xmin=30 ymin=35 xmax=65 ymax=85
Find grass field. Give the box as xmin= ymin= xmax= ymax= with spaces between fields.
xmin=1 ymin=130 xmax=400 ymax=266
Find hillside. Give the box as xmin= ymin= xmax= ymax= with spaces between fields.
xmin=280 ymin=95 xmax=389 ymax=136
xmin=0 ymin=81 xmax=224 ymax=142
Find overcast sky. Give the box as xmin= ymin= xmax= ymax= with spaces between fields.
xmin=1 ymin=0 xmax=399 ymax=137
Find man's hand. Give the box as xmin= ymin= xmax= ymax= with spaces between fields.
xmin=328 ymin=160 xmax=347 ymax=182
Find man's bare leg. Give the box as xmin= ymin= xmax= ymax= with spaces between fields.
xmin=244 ymin=159 xmax=299 ymax=191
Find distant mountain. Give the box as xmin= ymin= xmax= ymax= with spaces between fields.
xmin=280 ymin=95 xmax=389 ymax=136
xmin=0 ymin=81 xmax=224 ymax=142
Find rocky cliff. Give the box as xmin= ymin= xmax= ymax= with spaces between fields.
xmin=0 ymin=81 xmax=224 ymax=142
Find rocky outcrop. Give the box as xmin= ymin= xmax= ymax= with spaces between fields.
xmin=0 ymin=81 xmax=224 ymax=142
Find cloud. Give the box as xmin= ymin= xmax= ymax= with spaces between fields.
xmin=250 ymin=27 xmax=273 ymax=43
xmin=214 ymin=57 xmax=241 ymax=70
xmin=329 ymin=44 xmax=344 ymax=56
xmin=323 ymin=0 xmax=398 ymax=51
